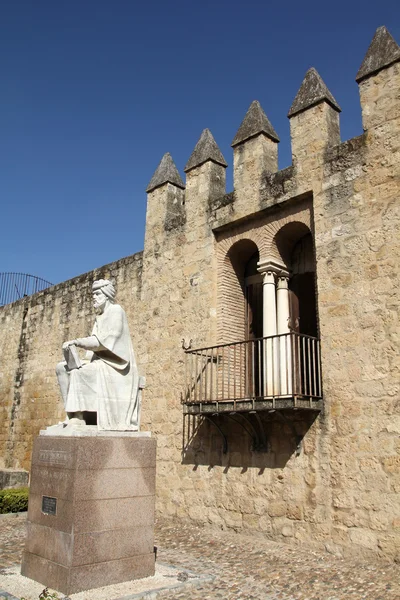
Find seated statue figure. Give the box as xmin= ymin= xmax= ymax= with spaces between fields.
xmin=56 ymin=279 xmax=140 ymax=430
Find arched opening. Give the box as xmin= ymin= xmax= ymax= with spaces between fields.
xmin=244 ymin=251 xmax=263 ymax=341
xmin=219 ymin=239 xmax=260 ymax=343
xmin=272 ymin=222 xmax=318 ymax=338
xmin=244 ymin=250 xmax=263 ymax=398
xmin=183 ymin=223 xmax=322 ymax=432
xmin=289 ymin=232 xmax=318 ymax=337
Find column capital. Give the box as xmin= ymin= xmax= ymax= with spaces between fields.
xmin=257 ymin=259 xmax=290 ymax=278
xmin=277 ymin=275 xmax=290 ymax=289
xmin=262 ymin=270 xmax=276 ymax=285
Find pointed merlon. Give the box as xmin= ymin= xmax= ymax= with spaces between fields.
xmin=356 ymin=26 xmax=400 ymax=83
xmin=232 ymin=100 xmax=279 ymax=146
xmin=288 ymin=68 xmax=341 ymax=118
xmin=184 ymin=129 xmax=228 ymax=173
xmin=146 ymin=152 xmax=185 ymax=193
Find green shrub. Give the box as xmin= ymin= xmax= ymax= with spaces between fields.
xmin=0 ymin=486 xmax=29 ymax=514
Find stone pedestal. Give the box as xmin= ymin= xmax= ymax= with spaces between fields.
xmin=21 ymin=432 xmax=156 ymax=595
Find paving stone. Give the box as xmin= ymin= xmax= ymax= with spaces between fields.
xmin=1 ymin=514 xmax=399 ymax=599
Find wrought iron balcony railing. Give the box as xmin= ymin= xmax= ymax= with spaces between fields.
xmin=183 ymin=332 xmax=322 ymax=414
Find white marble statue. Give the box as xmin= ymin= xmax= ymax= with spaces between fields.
xmin=56 ymin=279 xmax=141 ymax=431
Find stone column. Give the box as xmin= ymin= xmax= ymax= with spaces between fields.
xmin=258 ymin=260 xmax=286 ymax=397
xmin=262 ymin=270 xmax=277 ymax=396
xmin=277 ymin=275 xmax=292 ymax=395
xmin=262 ymin=270 xmax=277 ymax=338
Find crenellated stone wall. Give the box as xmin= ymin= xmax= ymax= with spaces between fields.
xmin=0 ymin=26 xmax=399 ymax=561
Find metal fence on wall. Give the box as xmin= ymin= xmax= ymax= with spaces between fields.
xmin=0 ymin=273 xmax=53 ymax=306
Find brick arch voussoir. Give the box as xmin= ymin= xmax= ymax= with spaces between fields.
xmin=218 ymin=232 xmax=262 ymax=262
xmin=262 ymin=213 xmax=312 ymax=266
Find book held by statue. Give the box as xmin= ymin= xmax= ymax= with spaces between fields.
xmin=63 ymin=344 xmax=82 ymax=370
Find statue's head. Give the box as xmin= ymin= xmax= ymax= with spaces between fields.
xmin=92 ymin=279 xmax=116 ymax=313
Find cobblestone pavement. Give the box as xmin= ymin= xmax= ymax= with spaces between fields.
xmin=1 ymin=513 xmax=399 ymax=599
xmin=0 ymin=515 xmax=26 ymax=572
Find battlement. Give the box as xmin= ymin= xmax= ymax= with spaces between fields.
xmin=145 ymin=25 xmax=399 ymax=228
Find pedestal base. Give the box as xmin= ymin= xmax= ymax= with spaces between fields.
xmin=22 ymin=433 xmax=156 ymax=595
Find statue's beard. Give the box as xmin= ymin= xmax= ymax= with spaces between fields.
xmin=94 ymin=301 xmax=106 ymax=314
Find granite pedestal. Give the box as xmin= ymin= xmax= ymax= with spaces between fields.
xmin=21 ymin=431 xmax=156 ymax=595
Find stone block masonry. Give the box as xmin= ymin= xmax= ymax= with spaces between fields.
xmin=0 ymin=25 xmax=399 ymax=561
xmin=0 ymin=469 xmax=29 ymax=490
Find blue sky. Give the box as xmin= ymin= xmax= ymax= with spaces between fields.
xmin=1 ymin=1 xmax=399 ymax=285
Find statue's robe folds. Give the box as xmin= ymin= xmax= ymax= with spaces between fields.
xmin=65 ymin=304 xmax=139 ymax=430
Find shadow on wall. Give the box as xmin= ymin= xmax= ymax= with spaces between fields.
xmin=182 ymin=411 xmax=320 ymax=470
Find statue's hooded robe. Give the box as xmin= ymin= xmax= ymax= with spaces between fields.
xmin=65 ymin=303 xmax=139 ymax=430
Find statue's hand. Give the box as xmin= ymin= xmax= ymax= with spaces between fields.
xmin=62 ymin=340 xmax=77 ymax=351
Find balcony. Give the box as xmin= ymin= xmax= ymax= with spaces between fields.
xmin=183 ymin=332 xmax=323 ymax=415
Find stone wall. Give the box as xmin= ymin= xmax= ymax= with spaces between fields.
xmin=139 ymin=45 xmax=399 ymax=560
xmin=315 ymin=63 xmax=400 ymax=558
xmin=0 ymin=27 xmax=399 ymax=561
